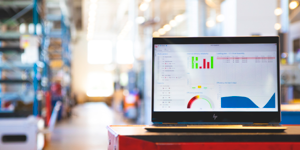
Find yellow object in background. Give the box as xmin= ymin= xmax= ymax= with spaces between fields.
xmin=291 ymin=99 xmax=300 ymax=104
xmin=50 ymin=60 xmax=64 ymax=68
xmin=198 ymin=86 xmax=201 ymax=88
xmin=281 ymin=58 xmax=287 ymax=65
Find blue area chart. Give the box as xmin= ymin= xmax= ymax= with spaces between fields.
xmin=221 ymin=93 xmax=275 ymax=108
xmin=221 ymin=96 xmax=259 ymax=108
xmin=263 ymin=93 xmax=275 ymax=108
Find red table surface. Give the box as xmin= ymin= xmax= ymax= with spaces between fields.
xmin=107 ymin=125 xmax=300 ymax=150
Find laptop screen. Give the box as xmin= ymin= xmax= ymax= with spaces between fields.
xmin=153 ymin=43 xmax=278 ymax=112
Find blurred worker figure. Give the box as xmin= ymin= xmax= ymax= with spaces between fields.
xmin=51 ymin=80 xmax=63 ymax=121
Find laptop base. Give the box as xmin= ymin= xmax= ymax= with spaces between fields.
xmin=144 ymin=125 xmax=287 ymax=132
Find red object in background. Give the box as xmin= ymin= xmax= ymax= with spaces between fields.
xmin=51 ymin=82 xmax=62 ymax=96
xmin=203 ymin=59 xmax=206 ymax=69
xmin=3 ymin=101 xmax=11 ymax=108
xmin=207 ymin=62 xmax=210 ymax=69
xmin=45 ymin=91 xmax=51 ymax=126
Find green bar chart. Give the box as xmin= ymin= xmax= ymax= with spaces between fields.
xmin=191 ymin=56 xmax=214 ymax=69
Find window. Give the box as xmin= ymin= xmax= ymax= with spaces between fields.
xmin=116 ymin=40 xmax=134 ymax=64
xmin=86 ymin=72 xmax=114 ymax=97
xmin=87 ymin=40 xmax=112 ymax=64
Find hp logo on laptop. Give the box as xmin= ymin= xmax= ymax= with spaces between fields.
xmin=213 ymin=114 xmax=218 ymax=120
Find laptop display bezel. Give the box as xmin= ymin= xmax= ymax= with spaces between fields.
xmin=151 ymin=37 xmax=280 ymax=123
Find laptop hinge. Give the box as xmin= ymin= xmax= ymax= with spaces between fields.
xmin=162 ymin=123 xmax=177 ymax=124
xmin=253 ymin=123 xmax=270 ymax=125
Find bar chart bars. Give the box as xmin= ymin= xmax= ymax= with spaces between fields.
xmin=191 ymin=56 xmax=214 ymax=69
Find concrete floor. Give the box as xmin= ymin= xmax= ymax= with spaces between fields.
xmin=45 ymin=102 xmax=127 ymax=150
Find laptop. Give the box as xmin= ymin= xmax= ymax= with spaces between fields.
xmin=145 ymin=37 xmax=287 ymax=132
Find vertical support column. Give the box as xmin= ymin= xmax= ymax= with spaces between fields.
xmin=33 ymin=0 xmax=39 ymax=116
xmin=144 ymin=0 xmax=156 ymax=125
xmin=61 ymin=15 xmax=66 ymax=65
xmin=0 ymin=52 xmax=2 ymax=108
xmin=33 ymin=63 xmax=38 ymax=116
xmin=185 ymin=0 xmax=206 ymax=36
xmin=280 ymin=0 xmax=289 ymax=33
xmin=280 ymin=0 xmax=292 ymax=64
xmin=33 ymin=0 xmax=39 ymax=35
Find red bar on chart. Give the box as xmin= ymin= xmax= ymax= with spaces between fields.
xmin=203 ymin=59 xmax=206 ymax=69
xmin=207 ymin=62 xmax=210 ymax=69
xmin=199 ymin=66 xmax=202 ymax=69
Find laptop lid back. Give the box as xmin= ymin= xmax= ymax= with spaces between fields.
xmin=152 ymin=37 xmax=280 ymax=123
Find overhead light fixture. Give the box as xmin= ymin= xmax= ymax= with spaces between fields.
xmin=87 ymin=0 xmax=99 ymax=40
xmin=169 ymin=20 xmax=177 ymax=27
xmin=144 ymin=0 xmax=152 ymax=2
xmin=274 ymin=8 xmax=283 ymax=16
xmin=136 ymin=16 xmax=145 ymax=24
xmin=216 ymin=14 xmax=225 ymax=22
xmin=175 ymin=14 xmax=184 ymax=22
xmin=139 ymin=2 xmax=149 ymax=11
xmin=19 ymin=23 xmax=27 ymax=34
xmin=28 ymin=23 xmax=34 ymax=34
xmin=158 ymin=28 xmax=166 ymax=35
xmin=206 ymin=20 xmax=215 ymax=28
xmin=153 ymin=32 xmax=159 ymax=37
xmin=274 ymin=23 xmax=281 ymax=30
xmin=163 ymin=24 xmax=171 ymax=31
xmin=289 ymin=1 xmax=299 ymax=10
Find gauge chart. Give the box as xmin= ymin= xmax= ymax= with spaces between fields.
xmin=187 ymin=95 xmax=213 ymax=110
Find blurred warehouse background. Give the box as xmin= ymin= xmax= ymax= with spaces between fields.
xmin=0 ymin=0 xmax=300 ymax=149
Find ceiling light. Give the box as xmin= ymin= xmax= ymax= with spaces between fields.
xmin=139 ymin=2 xmax=149 ymax=11
xmin=158 ymin=28 xmax=166 ymax=35
xmin=274 ymin=23 xmax=281 ymax=30
xmin=274 ymin=8 xmax=283 ymax=16
xmin=19 ymin=23 xmax=27 ymax=34
xmin=136 ymin=16 xmax=145 ymax=24
xmin=289 ymin=1 xmax=299 ymax=10
xmin=216 ymin=14 xmax=225 ymax=22
xmin=169 ymin=20 xmax=177 ymax=27
xmin=175 ymin=14 xmax=184 ymax=22
xmin=153 ymin=32 xmax=160 ymax=37
xmin=144 ymin=0 xmax=152 ymax=2
xmin=206 ymin=20 xmax=215 ymax=28
xmin=163 ymin=24 xmax=171 ymax=31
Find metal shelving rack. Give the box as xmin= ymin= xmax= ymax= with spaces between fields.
xmin=0 ymin=0 xmax=72 ymax=120
xmin=0 ymin=0 xmax=48 ymax=117
xmin=41 ymin=0 xmax=72 ymax=121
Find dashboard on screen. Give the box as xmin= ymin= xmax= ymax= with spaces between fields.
xmin=153 ymin=44 xmax=278 ymax=112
